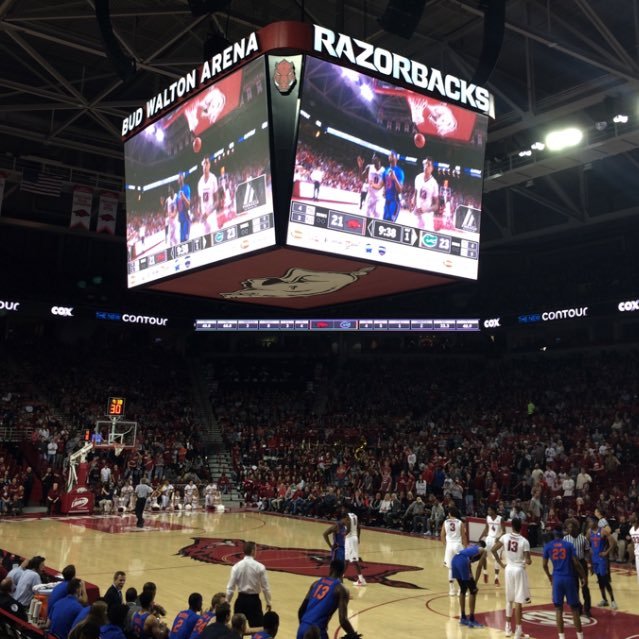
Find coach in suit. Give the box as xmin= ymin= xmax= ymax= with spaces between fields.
xmin=104 ymin=572 xmax=126 ymax=610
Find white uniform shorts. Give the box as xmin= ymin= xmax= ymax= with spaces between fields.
xmin=444 ymin=542 xmax=464 ymax=568
xmin=505 ymin=565 xmax=531 ymax=604
xmin=345 ymin=538 xmax=359 ymax=562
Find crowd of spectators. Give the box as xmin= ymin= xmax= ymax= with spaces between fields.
xmin=206 ymin=350 xmax=639 ymax=549
xmin=0 ymin=338 xmax=209 ymax=517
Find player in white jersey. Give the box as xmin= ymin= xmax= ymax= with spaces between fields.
xmin=204 ymin=482 xmax=218 ymax=509
xmin=629 ymin=511 xmax=639 ymax=584
xmin=480 ymin=505 xmax=506 ymax=585
xmin=119 ymin=480 xmax=134 ymax=513
xmin=412 ymin=158 xmax=438 ymax=230
xmin=164 ymin=187 xmax=179 ymax=246
xmin=344 ymin=509 xmax=366 ymax=586
xmin=492 ymin=518 xmax=531 ymax=639
xmin=357 ymin=155 xmax=385 ymax=218
xmin=197 ymin=156 xmax=218 ymax=233
xmin=441 ymin=507 xmax=467 ymax=596
xmin=183 ymin=480 xmax=197 ymax=508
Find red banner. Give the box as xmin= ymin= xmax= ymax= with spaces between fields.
xmin=70 ymin=186 xmax=93 ymax=231
xmin=97 ymin=191 xmax=118 ymax=234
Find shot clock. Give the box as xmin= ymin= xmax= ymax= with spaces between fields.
xmin=106 ymin=397 xmax=126 ymax=418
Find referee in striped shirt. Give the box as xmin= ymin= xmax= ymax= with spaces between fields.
xmin=564 ymin=518 xmax=591 ymax=617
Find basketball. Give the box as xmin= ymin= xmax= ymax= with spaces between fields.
xmin=414 ymin=132 xmax=426 ymax=148
xmin=193 ymin=137 xmax=202 ymax=153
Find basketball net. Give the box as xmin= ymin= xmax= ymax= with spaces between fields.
xmin=114 ymin=444 xmax=124 ymax=457
xmin=406 ymin=95 xmax=429 ymax=126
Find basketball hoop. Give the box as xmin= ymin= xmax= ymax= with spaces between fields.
xmin=407 ymin=95 xmax=429 ymax=126
xmin=114 ymin=444 xmax=124 ymax=457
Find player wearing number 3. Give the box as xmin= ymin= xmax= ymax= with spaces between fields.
xmin=542 ymin=527 xmax=586 ymax=639
xmin=492 ymin=518 xmax=531 ymax=639
xmin=296 ymin=559 xmax=359 ymax=639
xmin=441 ymin=507 xmax=467 ymax=596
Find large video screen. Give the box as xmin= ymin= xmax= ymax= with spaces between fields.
xmin=287 ymin=57 xmax=489 ymax=280
xmin=125 ymin=57 xmax=275 ymax=288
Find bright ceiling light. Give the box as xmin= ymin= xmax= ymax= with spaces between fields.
xmin=360 ymin=83 xmax=374 ymax=102
xmin=342 ymin=68 xmax=359 ymax=82
xmin=613 ymin=114 xmax=629 ymax=124
xmin=545 ymin=127 xmax=583 ymax=151
xmin=531 ymin=142 xmax=545 ymax=151
xmin=518 ymin=150 xmax=532 ymax=157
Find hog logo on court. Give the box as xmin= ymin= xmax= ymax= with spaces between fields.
xmin=178 ymin=537 xmax=423 ymax=589
xmin=273 ymin=59 xmax=296 ymax=94
xmin=221 ymin=266 xmax=374 ymax=299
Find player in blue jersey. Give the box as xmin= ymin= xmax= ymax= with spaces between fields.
xmin=451 ymin=542 xmax=487 ymax=628
xmin=323 ymin=512 xmax=348 ymax=563
xmin=169 ymin=593 xmax=202 ymax=639
xmin=542 ymin=527 xmax=586 ymax=639
xmin=587 ymin=516 xmax=617 ymax=609
xmin=296 ymin=559 xmax=358 ymax=639
xmin=252 ymin=610 xmax=279 ymax=639
xmin=176 ymin=172 xmax=191 ymax=243
xmin=382 ymin=150 xmax=404 ymax=222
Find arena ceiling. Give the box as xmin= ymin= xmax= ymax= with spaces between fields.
xmin=0 ymin=0 xmax=638 ymax=312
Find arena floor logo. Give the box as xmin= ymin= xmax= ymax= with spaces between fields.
xmin=178 ymin=537 xmax=423 ymax=588
xmin=474 ymin=603 xmax=639 ymax=639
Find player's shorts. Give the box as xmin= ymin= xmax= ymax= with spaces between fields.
xmin=367 ymin=194 xmax=381 ymax=217
xmin=505 ymin=565 xmax=531 ymax=605
xmin=383 ymin=198 xmax=400 ymax=222
xmin=345 ymin=538 xmax=359 ymax=563
xmin=451 ymin=555 xmax=472 ymax=582
xmin=593 ymin=558 xmax=609 ymax=578
xmin=331 ymin=546 xmax=345 ymax=563
xmin=485 ymin=537 xmax=497 ymax=551
xmin=552 ymin=575 xmax=579 ymax=608
xmin=297 ymin=622 xmax=328 ymax=639
xmin=444 ymin=542 xmax=464 ymax=568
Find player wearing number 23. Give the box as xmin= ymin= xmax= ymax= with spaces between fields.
xmin=542 ymin=527 xmax=586 ymax=639
xmin=383 ymin=150 xmax=404 ymax=223
xmin=296 ymin=559 xmax=359 ymax=639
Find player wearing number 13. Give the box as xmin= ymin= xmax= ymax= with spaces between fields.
xmin=492 ymin=518 xmax=531 ymax=639
xmin=542 ymin=528 xmax=586 ymax=639
xmin=296 ymin=560 xmax=358 ymax=639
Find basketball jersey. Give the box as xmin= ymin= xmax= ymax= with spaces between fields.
xmin=301 ymin=577 xmax=340 ymax=629
xmin=131 ymin=611 xmax=150 ymax=639
xmin=334 ymin=521 xmax=347 ymax=549
xmin=414 ymin=173 xmax=438 ymax=208
xmin=543 ymin=539 xmax=575 ymax=577
xmin=367 ymin=165 xmax=384 ymax=195
xmin=189 ymin=611 xmax=213 ymax=639
xmin=630 ymin=526 xmax=639 ymax=557
xmin=252 ymin=632 xmax=272 ymax=639
xmin=444 ymin=518 xmax=463 ymax=544
xmin=169 ymin=609 xmax=199 ymax=639
xmin=347 ymin=513 xmax=358 ymax=540
xmin=501 ymin=532 xmax=529 ymax=566
xmin=590 ymin=530 xmax=605 ymax=564
xmin=486 ymin=515 xmax=502 ymax=539
xmin=198 ymin=174 xmax=218 ymax=216
xmin=383 ymin=166 xmax=404 ymax=200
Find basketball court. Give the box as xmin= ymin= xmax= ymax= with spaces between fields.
xmin=1 ymin=511 xmax=638 ymax=638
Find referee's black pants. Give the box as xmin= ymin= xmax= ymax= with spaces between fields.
xmin=577 ymin=558 xmax=591 ymax=615
xmin=234 ymin=592 xmax=263 ymax=627
xmin=135 ymin=497 xmax=147 ymax=527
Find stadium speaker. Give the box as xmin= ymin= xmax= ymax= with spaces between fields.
xmin=470 ymin=0 xmax=506 ymax=85
xmin=95 ymin=0 xmax=136 ymax=82
xmin=378 ymin=0 xmax=426 ymax=39
xmin=203 ymin=30 xmax=232 ymax=60
xmin=188 ymin=0 xmax=231 ymax=16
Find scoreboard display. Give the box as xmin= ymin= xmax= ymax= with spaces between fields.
xmin=287 ymin=56 xmax=487 ymax=280
xmin=106 ymin=396 xmax=126 ymax=417
xmin=124 ymin=56 xmax=275 ymax=288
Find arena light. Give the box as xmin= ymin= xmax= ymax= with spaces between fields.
xmin=531 ymin=141 xmax=545 ymax=151
xmin=341 ymin=68 xmax=359 ymax=82
xmin=360 ymin=83 xmax=375 ymax=102
xmin=155 ymin=128 xmax=164 ymax=143
xmin=518 ymin=149 xmax=532 ymax=157
xmin=300 ymin=110 xmax=310 ymax=119
xmin=315 ymin=120 xmax=322 ymax=127
xmin=545 ymin=127 xmax=583 ymax=151
xmin=613 ymin=114 xmax=629 ymax=123
xmin=326 ymin=126 xmax=391 ymax=157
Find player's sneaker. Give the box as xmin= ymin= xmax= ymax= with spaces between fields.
xmin=483 ymin=573 xmax=488 ymax=583
xmin=611 ymin=600 xmax=618 ymax=610
xmin=466 ymin=620 xmax=484 ymax=628
xmin=354 ymin=577 xmax=367 ymax=586
xmin=459 ymin=618 xmax=470 ymax=626
xmin=504 ymin=624 xmax=512 ymax=636
xmin=513 ymin=631 xmax=522 ymax=639
xmin=449 ymin=587 xmax=457 ymax=596
xmin=494 ymin=577 xmax=500 ymax=586
xmin=599 ymin=600 xmax=609 ymax=607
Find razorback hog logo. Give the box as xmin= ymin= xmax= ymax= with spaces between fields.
xmin=273 ymin=59 xmax=296 ymax=94
xmin=221 ymin=266 xmax=374 ymax=299
xmin=178 ymin=538 xmax=423 ymax=589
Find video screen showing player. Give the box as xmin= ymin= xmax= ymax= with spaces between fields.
xmin=124 ymin=57 xmax=274 ymax=281
xmin=291 ymin=57 xmax=487 ymax=238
